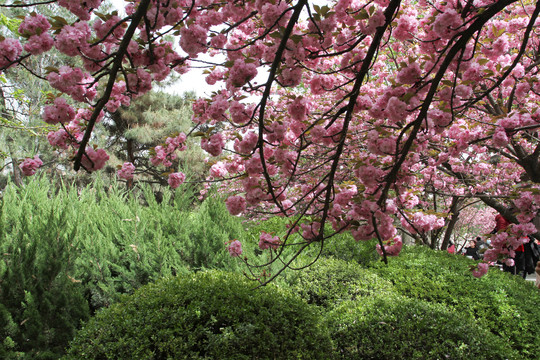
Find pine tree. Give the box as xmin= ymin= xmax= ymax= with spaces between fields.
xmin=105 ymin=90 xmax=207 ymax=187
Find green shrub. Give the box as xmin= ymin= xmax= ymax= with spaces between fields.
xmin=242 ymin=217 xmax=380 ymax=276
xmin=326 ymin=294 xmax=519 ymax=360
xmin=1 ymin=177 xmax=247 ymax=313
xmin=282 ymin=257 xmax=394 ymax=307
xmin=370 ymin=245 xmax=540 ymax=358
xmin=0 ymin=189 xmax=89 ymax=359
xmin=177 ymin=194 xmax=245 ymax=272
xmin=65 ymin=271 xmax=333 ymax=359
xmin=318 ymin=235 xmax=379 ymax=265
xmin=0 ymin=178 xmax=252 ymax=357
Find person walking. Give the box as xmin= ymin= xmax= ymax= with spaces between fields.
xmin=463 ymin=240 xmax=480 ymax=260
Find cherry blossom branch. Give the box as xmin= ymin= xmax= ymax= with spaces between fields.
xmin=379 ymin=0 xmax=521 ymax=208
xmin=0 ymin=0 xmax=56 ymax=7
xmin=74 ymin=0 xmax=152 ymax=171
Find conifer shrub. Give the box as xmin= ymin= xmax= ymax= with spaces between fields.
xmin=65 ymin=271 xmax=333 ymax=360
xmin=0 ymin=178 xmax=249 ymax=357
xmin=326 ymin=294 xmax=519 ymax=360
xmin=0 ymin=185 xmax=89 ymax=359
xmin=369 ymin=245 xmax=540 ymax=358
xmin=177 ymin=194 xmax=245 ymax=271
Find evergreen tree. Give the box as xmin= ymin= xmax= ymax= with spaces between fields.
xmin=106 ymin=90 xmax=207 ymax=187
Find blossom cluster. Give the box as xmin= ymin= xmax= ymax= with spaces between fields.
xmin=117 ymin=162 xmax=136 ymax=180
xmin=19 ymin=155 xmax=43 ymax=176
xmin=150 ymin=133 xmax=187 ymax=167
xmin=168 ymin=172 xmax=186 ymax=189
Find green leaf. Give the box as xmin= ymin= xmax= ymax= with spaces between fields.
xmin=269 ymin=31 xmax=282 ymax=39
xmin=290 ymin=34 xmax=303 ymax=44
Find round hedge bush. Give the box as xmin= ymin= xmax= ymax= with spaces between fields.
xmin=282 ymin=257 xmax=395 ymax=307
xmin=326 ymin=294 xmax=519 ymax=360
xmin=64 ymin=271 xmax=333 ymax=359
xmin=369 ymin=245 xmax=540 ymax=358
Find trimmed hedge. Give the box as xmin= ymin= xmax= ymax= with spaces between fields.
xmin=65 ymin=271 xmax=333 ymax=359
xmin=282 ymin=257 xmax=395 ymax=307
xmin=370 ymin=245 xmax=540 ymax=358
xmin=326 ymin=294 xmax=519 ymax=360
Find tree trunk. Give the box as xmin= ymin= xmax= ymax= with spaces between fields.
xmin=0 ymin=87 xmax=23 ymax=187
xmin=441 ymin=196 xmax=461 ymax=250
xmin=7 ymin=136 xmax=23 ymax=187
xmin=126 ymin=138 xmax=135 ymax=189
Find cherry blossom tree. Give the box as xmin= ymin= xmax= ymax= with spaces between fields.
xmin=3 ymin=0 xmax=540 ymax=281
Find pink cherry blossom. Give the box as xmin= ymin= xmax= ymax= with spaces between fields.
xmin=396 ymin=62 xmax=422 ymax=84
xmin=0 ymin=38 xmax=23 ymax=69
xmin=58 ymin=0 xmax=102 ymax=21
xmin=201 ymin=133 xmax=225 ymax=157
xmin=19 ymin=155 xmax=43 ymax=176
xmin=42 ymin=98 xmax=76 ymax=125
xmin=432 ymin=9 xmax=462 ymax=39
xmin=179 ymin=24 xmax=207 ymax=57
xmin=18 ymin=14 xmax=50 ymax=36
xmin=227 ymin=59 xmax=257 ymax=88
xmin=47 ymin=129 xmax=71 ymax=150
xmin=376 ymin=236 xmax=403 ymax=257
xmin=54 ymin=22 xmax=91 ymax=56
xmin=23 ymin=33 xmax=54 ymax=55
xmin=210 ymin=161 xmax=228 ymax=178
xmin=472 ymin=263 xmax=489 ymax=278
xmin=168 ymin=172 xmax=186 ymax=189
xmin=117 ymin=162 xmax=136 ymax=180
xmin=226 ymin=195 xmax=247 ymax=216
xmin=227 ymin=239 xmax=242 ymax=257
xmin=80 ymin=147 xmax=109 ymax=172
xmin=288 ymin=97 xmax=309 ymax=122
xmin=259 ymin=232 xmax=280 ymax=250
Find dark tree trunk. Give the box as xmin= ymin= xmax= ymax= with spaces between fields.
xmin=441 ymin=196 xmax=461 ymax=250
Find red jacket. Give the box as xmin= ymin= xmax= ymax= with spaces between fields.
xmin=495 ymin=214 xmax=510 ymax=231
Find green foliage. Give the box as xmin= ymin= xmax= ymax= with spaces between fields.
xmin=282 ymin=257 xmax=395 ymax=307
xmin=176 ymin=194 xmax=244 ymax=271
xmin=318 ymin=234 xmax=379 ymax=265
xmin=326 ymin=294 xmax=518 ymax=360
xmin=107 ymin=90 xmax=207 ymax=184
xmin=0 ymin=13 xmax=21 ymax=34
xmin=3 ymin=177 xmax=539 ymax=359
xmin=65 ymin=271 xmax=333 ymax=360
xmin=0 ymin=186 xmax=89 ymax=359
xmin=244 ymin=216 xmax=380 ymax=270
xmin=369 ymin=245 xmax=540 ymax=358
xmin=0 ymin=177 xmax=250 ymax=358
xmin=51 ymin=177 xmax=242 ymax=310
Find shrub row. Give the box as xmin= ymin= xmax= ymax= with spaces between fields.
xmin=2 ymin=179 xmax=539 ymax=359
xmin=65 ymin=271 xmax=332 ymax=359
xmin=369 ymin=245 xmax=540 ymax=357
xmin=66 ymin=265 xmax=529 ymax=359
xmin=0 ymin=177 xmax=246 ymax=358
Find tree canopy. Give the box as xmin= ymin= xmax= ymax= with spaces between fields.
xmin=2 ymin=0 xmax=540 ymax=280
